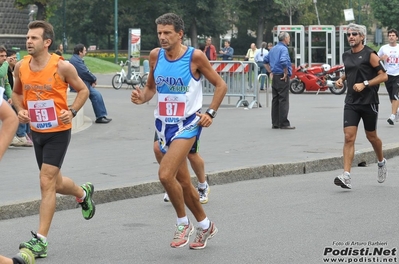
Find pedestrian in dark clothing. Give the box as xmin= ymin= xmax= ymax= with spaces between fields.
xmin=264 ymin=32 xmax=295 ymax=129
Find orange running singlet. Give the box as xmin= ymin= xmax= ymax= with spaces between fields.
xmin=19 ymin=54 xmax=71 ymax=133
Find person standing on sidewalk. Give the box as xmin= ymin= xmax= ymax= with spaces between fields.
xmin=69 ymin=44 xmax=112 ymax=124
xmin=131 ymin=13 xmax=227 ymax=249
xmin=377 ymin=28 xmax=399 ymax=125
xmin=11 ymin=20 xmax=96 ymax=258
xmin=254 ymin=42 xmax=269 ymax=91
xmin=203 ymin=37 xmax=216 ymax=60
xmin=264 ymin=31 xmax=295 ymax=129
xmin=334 ymin=23 xmax=388 ymax=189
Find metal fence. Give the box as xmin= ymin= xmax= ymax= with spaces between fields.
xmin=201 ymin=60 xmax=269 ymax=109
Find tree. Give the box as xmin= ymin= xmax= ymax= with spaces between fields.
xmin=274 ymin=0 xmax=307 ymax=25
xmin=16 ymin=0 xmax=58 ymax=20
xmin=371 ymin=0 xmax=399 ymax=30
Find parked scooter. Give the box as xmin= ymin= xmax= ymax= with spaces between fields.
xmin=289 ymin=63 xmax=347 ymax=95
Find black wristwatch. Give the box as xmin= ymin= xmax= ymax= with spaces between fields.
xmin=69 ymin=108 xmax=78 ymax=118
xmin=363 ymin=80 xmax=369 ymax=87
xmin=205 ymin=109 xmax=217 ymax=118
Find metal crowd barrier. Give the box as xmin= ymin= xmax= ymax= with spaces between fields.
xmin=201 ymin=61 xmax=267 ymax=109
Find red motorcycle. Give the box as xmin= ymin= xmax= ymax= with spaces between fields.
xmin=289 ymin=63 xmax=347 ymax=95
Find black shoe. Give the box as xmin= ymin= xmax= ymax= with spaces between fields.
xmin=387 ymin=118 xmax=394 ymax=125
xmin=95 ymin=117 xmax=112 ymax=124
xmin=280 ymin=126 xmax=296 ymax=129
xmin=272 ymin=126 xmax=279 ymax=129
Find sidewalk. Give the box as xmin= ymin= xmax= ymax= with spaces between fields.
xmin=1 ymin=75 xmax=398 ymax=219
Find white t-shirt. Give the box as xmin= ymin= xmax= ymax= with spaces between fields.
xmin=377 ymin=44 xmax=399 ymax=76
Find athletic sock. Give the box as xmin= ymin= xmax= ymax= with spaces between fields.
xmin=37 ymin=233 xmax=47 ymax=243
xmin=177 ymin=216 xmax=189 ymax=226
xmin=198 ymin=181 xmax=208 ymax=189
xmin=198 ymin=217 xmax=210 ymax=230
xmin=76 ymin=189 xmax=87 ymax=203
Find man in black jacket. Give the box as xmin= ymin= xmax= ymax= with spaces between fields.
xmin=69 ymin=44 xmax=112 ymax=124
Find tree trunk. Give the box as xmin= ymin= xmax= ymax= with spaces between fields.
xmin=35 ymin=3 xmax=46 ymax=20
xmin=189 ymin=18 xmax=198 ymax=48
xmin=256 ymin=16 xmax=265 ymax=47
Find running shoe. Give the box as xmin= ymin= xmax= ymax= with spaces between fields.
xmin=189 ymin=221 xmax=218 ymax=250
xmin=198 ymin=184 xmax=210 ymax=204
xmin=19 ymin=231 xmax=47 ymax=258
xmin=163 ymin=192 xmax=170 ymax=202
xmin=14 ymin=248 xmax=35 ymax=264
xmin=387 ymin=118 xmax=394 ymax=125
xmin=170 ymin=222 xmax=194 ymax=248
xmin=334 ymin=173 xmax=352 ymax=189
xmin=77 ymin=182 xmax=96 ymax=220
xmin=378 ymin=158 xmax=387 ymax=183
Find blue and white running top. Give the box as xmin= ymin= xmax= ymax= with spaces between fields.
xmin=153 ymin=46 xmax=203 ymax=152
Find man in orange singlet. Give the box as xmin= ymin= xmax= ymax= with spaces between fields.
xmin=11 ymin=20 xmax=95 ymax=258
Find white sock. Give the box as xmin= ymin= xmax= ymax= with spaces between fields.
xmin=37 ymin=233 xmax=47 ymax=243
xmin=76 ymin=189 xmax=86 ymax=202
xmin=198 ymin=217 xmax=210 ymax=230
xmin=343 ymin=171 xmax=350 ymax=178
xmin=177 ymin=216 xmax=189 ymax=226
xmin=198 ymin=181 xmax=208 ymax=189
xmin=378 ymin=158 xmax=386 ymax=167
xmin=390 ymin=114 xmax=395 ymax=120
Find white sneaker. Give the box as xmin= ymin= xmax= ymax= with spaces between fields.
xmin=163 ymin=192 xmax=170 ymax=202
xmin=377 ymin=158 xmax=387 ymax=183
xmin=198 ymin=184 xmax=210 ymax=204
xmin=334 ymin=173 xmax=352 ymax=189
xmin=11 ymin=136 xmax=33 ymax=147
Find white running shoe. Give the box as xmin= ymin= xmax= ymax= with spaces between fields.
xmin=377 ymin=158 xmax=387 ymax=183
xmin=11 ymin=136 xmax=33 ymax=147
xmin=198 ymin=184 xmax=210 ymax=204
xmin=163 ymin=192 xmax=170 ymax=202
xmin=334 ymin=173 xmax=352 ymax=189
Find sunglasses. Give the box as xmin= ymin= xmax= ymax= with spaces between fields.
xmin=347 ymin=32 xmax=359 ymax=37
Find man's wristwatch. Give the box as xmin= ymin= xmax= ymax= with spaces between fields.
xmin=69 ymin=108 xmax=78 ymax=118
xmin=363 ymin=80 xmax=369 ymax=87
xmin=205 ymin=109 xmax=217 ymax=118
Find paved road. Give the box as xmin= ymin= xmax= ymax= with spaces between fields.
xmin=1 ymin=156 xmax=398 ymax=263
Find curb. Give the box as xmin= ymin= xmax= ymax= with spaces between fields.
xmin=2 ymin=143 xmax=398 ymax=220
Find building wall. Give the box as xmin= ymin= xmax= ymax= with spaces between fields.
xmin=0 ymin=0 xmax=30 ymax=49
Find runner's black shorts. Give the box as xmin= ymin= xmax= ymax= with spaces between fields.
xmin=31 ymin=129 xmax=71 ymax=169
xmin=343 ymin=104 xmax=378 ymax=131
xmin=384 ymin=75 xmax=399 ymax=101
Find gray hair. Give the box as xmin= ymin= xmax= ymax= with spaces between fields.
xmin=261 ymin=42 xmax=267 ymax=49
xmin=278 ymin=31 xmax=289 ymax=41
xmin=347 ymin=23 xmax=366 ymax=36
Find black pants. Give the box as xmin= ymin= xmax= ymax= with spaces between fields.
xmin=271 ymin=74 xmax=290 ymax=127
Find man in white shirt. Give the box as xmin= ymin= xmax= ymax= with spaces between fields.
xmin=377 ymin=28 xmax=399 ymax=125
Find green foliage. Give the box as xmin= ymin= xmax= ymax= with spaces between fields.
xmin=371 ymin=0 xmax=399 ymax=30
xmin=16 ymin=0 xmax=58 ymax=20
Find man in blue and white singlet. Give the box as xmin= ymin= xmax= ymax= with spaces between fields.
xmin=131 ymin=13 xmax=227 ymax=250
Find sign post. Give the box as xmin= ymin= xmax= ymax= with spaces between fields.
xmin=127 ymin=28 xmax=141 ymax=79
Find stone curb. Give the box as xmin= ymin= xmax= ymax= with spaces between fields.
xmin=1 ymin=143 xmax=398 ymax=221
